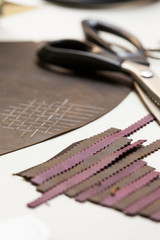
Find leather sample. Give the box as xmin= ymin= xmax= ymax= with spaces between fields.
xmin=75 ymin=160 xmax=147 ymax=202
xmin=69 ymin=139 xmax=160 ymax=199
xmin=140 ymin=198 xmax=160 ymax=217
xmin=112 ymin=178 xmax=160 ymax=210
xmin=101 ymin=171 xmax=159 ymax=207
xmin=18 ymin=127 xmax=119 ymax=178
xmin=18 ymin=114 xmax=153 ymax=183
xmin=90 ymin=166 xmax=154 ymax=203
xmin=37 ymin=137 xmax=131 ymax=192
xmin=124 ymin=187 xmax=160 ymax=215
xmin=28 ymin=140 xmax=143 ymax=208
xmin=31 ymin=133 xmax=132 ymax=185
xmin=16 ymin=115 xmax=160 ymax=221
xmin=30 ymin=114 xmax=154 ymax=185
xmin=0 ymin=42 xmax=131 ymax=155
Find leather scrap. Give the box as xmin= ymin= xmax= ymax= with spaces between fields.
xmin=18 ymin=128 xmax=119 ymax=178
xmin=27 ymin=140 xmax=143 ymax=208
xmin=140 ymin=198 xmax=160 ymax=217
xmin=90 ymin=166 xmax=154 ymax=203
xmin=37 ymin=137 xmax=131 ymax=192
xmin=0 ymin=42 xmax=132 ymax=155
xmin=115 ymin=178 xmax=160 ymax=211
xmin=101 ymin=171 xmax=159 ymax=207
xmin=114 ymin=114 xmax=154 ymax=138
xmin=30 ymin=132 xmax=125 ymax=185
xmin=124 ymin=186 xmax=160 ymax=215
xmin=30 ymin=114 xmax=153 ymax=185
xmin=14 ymin=112 xmax=160 ymax=221
xmin=75 ymin=160 xmax=147 ymax=202
xmin=66 ymin=139 xmax=160 ymax=198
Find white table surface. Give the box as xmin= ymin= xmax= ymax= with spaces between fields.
xmin=1 ymin=1 xmax=160 ymax=239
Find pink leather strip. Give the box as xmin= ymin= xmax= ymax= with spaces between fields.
xmin=124 ymin=186 xmax=160 ymax=215
xmin=101 ymin=171 xmax=159 ymax=207
xmin=75 ymin=160 xmax=146 ymax=202
xmin=28 ymin=140 xmax=144 ymax=208
xmin=31 ymin=114 xmax=153 ymax=185
xmin=114 ymin=114 xmax=154 ymax=138
xmin=31 ymin=134 xmax=119 ymax=185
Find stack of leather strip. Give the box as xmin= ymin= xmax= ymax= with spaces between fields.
xmin=17 ymin=114 xmax=160 ymax=222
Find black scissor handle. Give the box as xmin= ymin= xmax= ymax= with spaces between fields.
xmin=37 ymin=39 xmax=121 ymax=72
xmin=82 ymin=19 xmax=144 ymax=52
xmin=82 ymin=19 xmax=148 ymax=65
xmin=37 ymin=19 xmax=148 ymax=72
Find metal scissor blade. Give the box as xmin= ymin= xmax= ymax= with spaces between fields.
xmin=122 ymin=60 xmax=160 ymax=106
xmin=134 ymin=82 xmax=160 ymax=124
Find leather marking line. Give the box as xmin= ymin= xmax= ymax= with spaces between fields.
xmin=1 ymin=99 xmax=105 ymax=138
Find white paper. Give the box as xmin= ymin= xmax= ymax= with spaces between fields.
xmin=0 ymin=215 xmax=52 ymax=240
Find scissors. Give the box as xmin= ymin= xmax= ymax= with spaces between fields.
xmin=37 ymin=19 xmax=160 ymax=123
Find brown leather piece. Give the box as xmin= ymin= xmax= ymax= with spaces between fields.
xmin=37 ymin=137 xmax=131 ymax=192
xmin=89 ymin=166 xmax=154 ymax=203
xmin=0 ymin=42 xmax=131 ymax=156
xmin=18 ymin=127 xmax=119 ymax=178
xmin=65 ymin=147 xmax=143 ymax=198
xmin=140 ymin=197 xmax=160 ymax=217
xmin=116 ymin=178 xmax=160 ymax=212
xmin=65 ymin=140 xmax=160 ymax=198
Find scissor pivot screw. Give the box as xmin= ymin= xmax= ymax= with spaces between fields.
xmin=141 ymin=71 xmax=154 ymax=78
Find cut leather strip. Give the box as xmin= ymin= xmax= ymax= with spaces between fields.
xmin=0 ymin=42 xmax=132 ymax=155
xmin=115 ymin=178 xmax=160 ymax=211
xmin=101 ymin=171 xmax=159 ymax=207
xmin=17 ymin=141 xmax=80 ymax=177
xmin=66 ymin=139 xmax=160 ymax=198
xmin=18 ymin=114 xmax=153 ymax=179
xmin=30 ymin=133 xmax=123 ymax=185
xmin=113 ymin=114 xmax=154 ymax=138
xmin=140 ymin=198 xmax=160 ymax=217
xmin=27 ymin=140 xmax=143 ymax=208
xmin=31 ymin=114 xmax=153 ymax=185
xmin=151 ymin=209 xmax=160 ymax=221
xmin=75 ymin=160 xmax=146 ymax=202
xmin=124 ymin=186 xmax=160 ymax=215
xmin=37 ymin=137 xmax=131 ymax=192
xmin=18 ymin=128 xmax=119 ymax=178
xmin=90 ymin=165 xmax=153 ymax=203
